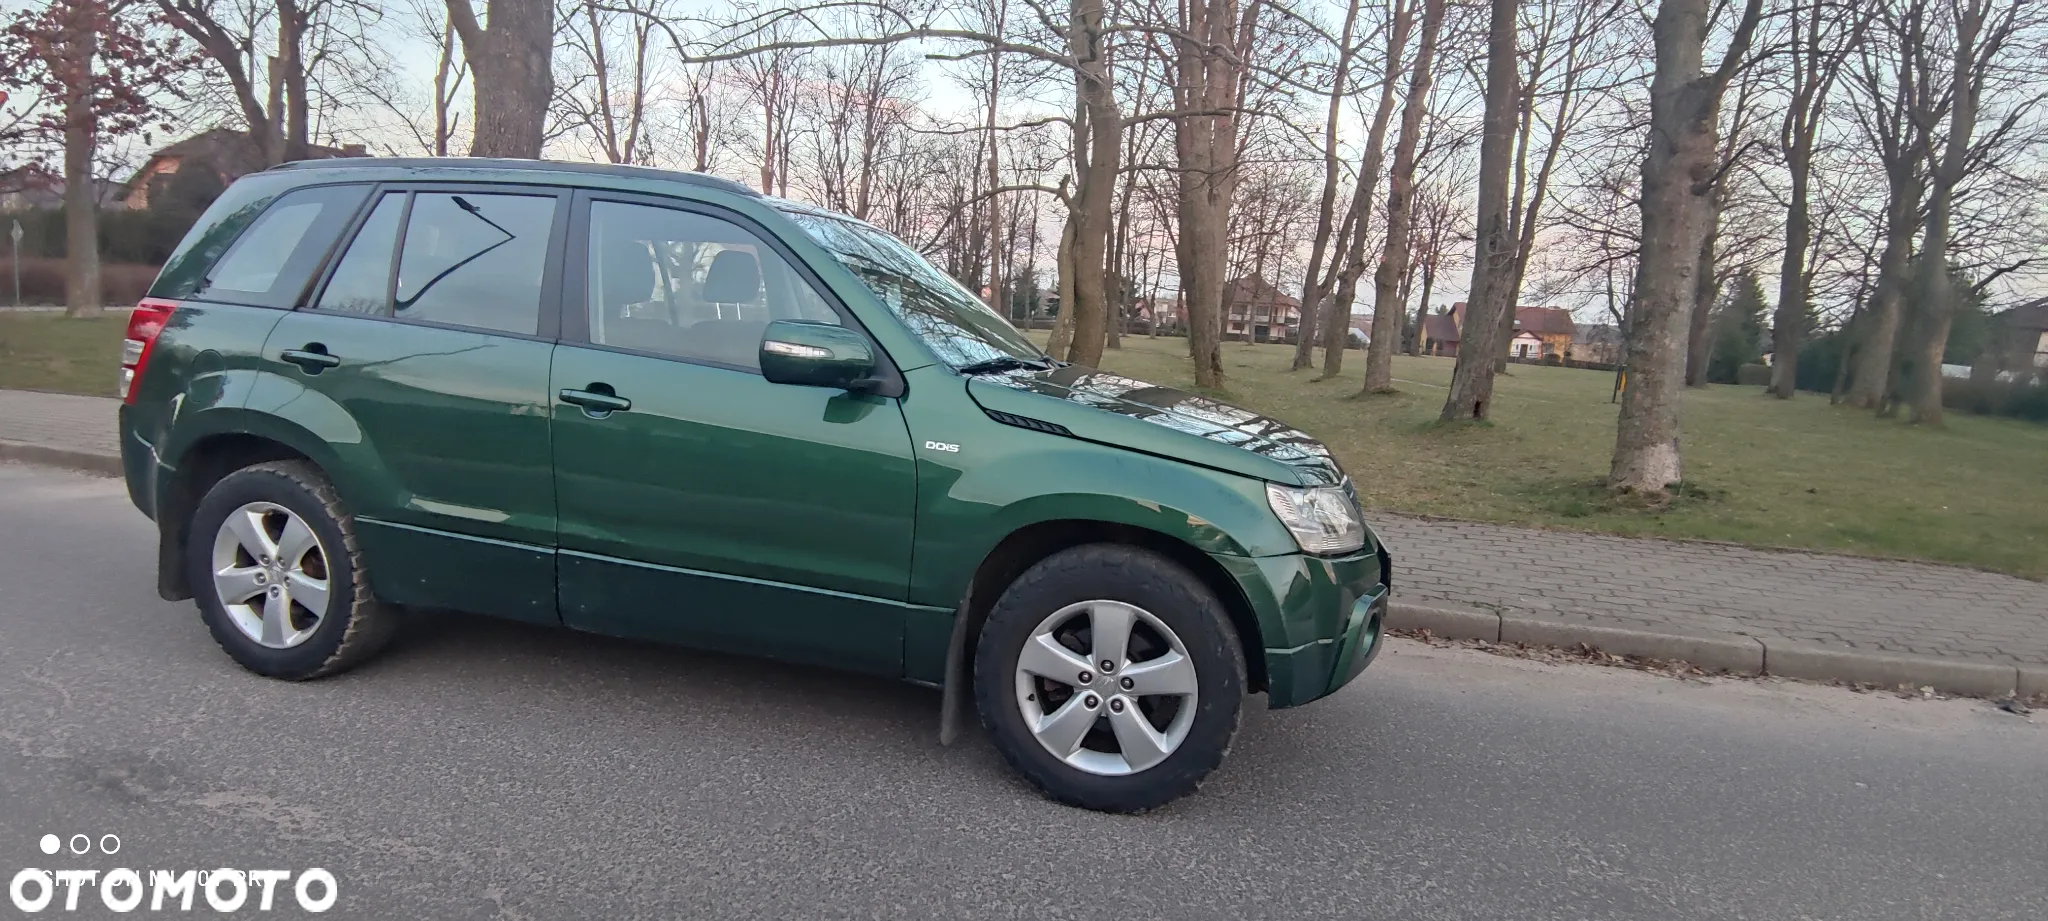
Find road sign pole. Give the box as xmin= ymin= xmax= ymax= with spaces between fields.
xmin=9 ymin=219 xmax=22 ymax=308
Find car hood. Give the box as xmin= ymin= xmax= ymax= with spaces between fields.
xmin=964 ymin=364 xmax=1345 ymax=488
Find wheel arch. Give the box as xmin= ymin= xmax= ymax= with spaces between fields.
xmin=153 ymin=431 xmax=319 ymax=602
xmin=938 ymin=519 xmax=1269 ymax=744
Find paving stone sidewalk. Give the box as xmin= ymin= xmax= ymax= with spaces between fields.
xmin=5 ymin=387 xmax=2044 ymax=671
xmin=0 ymin=389 xmax=120 ymax=456
xmin=1377 ymin=518 xmax=2048 ymax=669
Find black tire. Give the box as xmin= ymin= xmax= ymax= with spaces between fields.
xmin=973 ymin=544 xmax=1245 ymax=813
xmin=186 ymin=460 xmax=397 ymax=680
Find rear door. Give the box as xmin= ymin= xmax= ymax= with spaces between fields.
xmin=548 ymin=192 xmax=918 ymax=675
xmin=248 ymin=184 xmax=569 ymax=625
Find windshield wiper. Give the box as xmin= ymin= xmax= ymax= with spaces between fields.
xmin=955 ymin=355 xmax=1054 ymax=375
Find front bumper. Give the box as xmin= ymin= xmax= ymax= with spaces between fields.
xmin=1212 ymin=538 xmax=1392 ymax=709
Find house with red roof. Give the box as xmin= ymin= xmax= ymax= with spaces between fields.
xmin=1418 ymin=303 xmax=1578 ymax=360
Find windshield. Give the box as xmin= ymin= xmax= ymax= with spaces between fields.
xmin=779 ymin=208 xmax=1048 ymax=369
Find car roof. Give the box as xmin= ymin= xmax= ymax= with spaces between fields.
xmin=266 ymin=157 xmax=761 ymax=198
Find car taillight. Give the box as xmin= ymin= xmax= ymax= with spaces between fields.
xmin=120 ymin=298 xmax=178 ymax=404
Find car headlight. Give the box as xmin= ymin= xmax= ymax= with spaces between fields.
xmin=1265 ymin=482 xmax=1366 ymax=555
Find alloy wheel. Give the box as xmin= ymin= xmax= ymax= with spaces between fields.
xmin=1013 ymin=600 xmax=1200 ymax=776
xmin=210 ymin=501 xmax=330 ymax=649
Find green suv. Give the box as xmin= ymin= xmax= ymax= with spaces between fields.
xmin=118 ymin=159 xmax=1391 ymax=812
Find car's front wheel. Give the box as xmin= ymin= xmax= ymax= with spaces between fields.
xmin=186 ymin=460 xmax=397 ymax=680
xmin=973 ymin=544 xmax=1245 ymax=813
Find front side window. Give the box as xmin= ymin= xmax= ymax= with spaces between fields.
xmin=585 ymin=200 xmax=839 ymax=371
xmin=314 ymin=190 xmax=557 ymax=336
xmin=777 ymin=206 xmax=1047 ymax=370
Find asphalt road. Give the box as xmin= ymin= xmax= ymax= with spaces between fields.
xmin=2 ymin=462 xmax=2044 ymax=920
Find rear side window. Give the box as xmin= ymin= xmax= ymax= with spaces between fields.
xmin=317 ymin=193 xmax=404 ymax=316
xmin=155 ymin=182 xmax=369 ymax=308
xmin=314 ymin=190 xmax=558 ymax=337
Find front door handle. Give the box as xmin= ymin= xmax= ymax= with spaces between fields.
xmin=280 ymin=347 xmax=340 ymax=372
xmin=558 ymin=387 xmax=632 ymax=414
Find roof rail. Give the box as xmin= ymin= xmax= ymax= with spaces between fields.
xmin=266 ymin=156 xmax=761 ymax=197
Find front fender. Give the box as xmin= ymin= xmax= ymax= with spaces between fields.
xmin=904 ymin=401 xmax=1299 ymax=610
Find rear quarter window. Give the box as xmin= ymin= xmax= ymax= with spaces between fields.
xmin=149 ymin=179 xmax=370 ymax=309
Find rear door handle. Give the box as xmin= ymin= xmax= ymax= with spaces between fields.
xmin=558 ymin=388 xmax=632 ymax=414
xmin=280 ymin=348 xmax=341 ymax=372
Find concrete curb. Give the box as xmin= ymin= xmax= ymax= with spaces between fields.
xmin=1386 ymin=603 xmax=1501 ymax=642
xmin=1501 ymin=615 xmax=1766 ymax=676
xmin=1764 ymin=643 xmax=2017 ymax=698
xmin=0 ymin=440 xmax=122 ymax=478
xmin=1389 ymin=601 xmax=2026 ymax=698
xmin=2019 ymin=667 xmax=2048 ymax=700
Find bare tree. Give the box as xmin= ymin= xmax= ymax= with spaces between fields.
xmin=1766 ymin=0 xmax=1862 ymax=397
xmin=1438 ymin=0 xmax=1519 ymax=420
xmin=1362 ymin=0 xmax=1446 ymax=392
xmin=1321 ymin=0 xmax=1414 ymax=380
xmin=1171 ymin=0 xmax=1264 ymax=386
xmin=1291 ymin=0 xmax=1365 ymax=371
xmin=1842 ymin=0 xmax=1938 ymax=408
xmin=1405 ymin=163 xmax=1473 ymax=353
xmin=1889 ymin=0 xmax=2028 ymax=423
xmin=1608 ymin=0 xmax=1763 ymax=496
xmin=155 ymin=0 xmax=330 ymax=163
xmin=729 ymin=32 xmax=806 ymax=195
xmin=1492 ymin=0 xmax=1627 ymax=373
xmin=556 ymin=0 xmax=661 ymax=163
xmin=1683 ymin=68 xmax=1762 ymax=387
xmin=349 ymin=0 xmax=466 ymax=155
xmin=2 ymin=0 xmax=182 ymax=317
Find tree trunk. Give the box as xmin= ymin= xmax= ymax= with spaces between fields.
xmin=433 ymin=20 xmax=458 ymax=156
xmin=278 ymin=0 xmax=309 ymax=162
xmin=1292 ymin=0 xmax=1362 ymax=371
xmin=61 ymin=7 xmax=103 ymax=318
xmin=1409 ymin=263 xmax=1433 ymax=356
xmin=1064 ymin=2 xmax=1120 ymax=369
xmin=1684 ymin=205 xmax=1720 ymax=387
xmin=1767 ymin=155 xmax=1812 ymax=397
xmin=983 ymin=38 xmax=1005 ymax=313
xmin=1322 ymin=0 xmax=1413 ymax=379
xmin=1048 ymin=213 xmax=1079 ymax=357
xmin=1363 ymin=0 xmax=1444 ymax=393
xmin=1830 ymin=319 xmax=1856 ymax=401
xmin=1845 ymin=175 xmax=1919 ymax=408
xmin=1438 ymin=0 xmax=1519 ymax=420
xmin=1901 ymin=0 xmax=1996 ymax=426
xmin=1494 ymin=15 xmax=1597 ymax=377
xmin=1609 ymin=0 xmax=1759 ymax=495
xmin=1105 ymin=120 xmax=1141 ymax=352
xmin=1173 ymin=0 xmax=1248 ymax=388
xmin=448 ymin=0 xmax=553 ymax=158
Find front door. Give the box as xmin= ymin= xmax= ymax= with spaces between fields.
xmin=549 ymin=194 xmax=918 ymax=676
xmin=251 ymin=184 xmax=568 ymax=625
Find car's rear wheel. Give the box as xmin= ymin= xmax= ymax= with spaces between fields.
xmin=186 ymin=460 xmax=396 ymax=679
xmin=973 ymin=544 xmax=1245 ymax=813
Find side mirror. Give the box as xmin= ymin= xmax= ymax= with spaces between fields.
xmin=759 ymin=319 xmax=880 ymax=391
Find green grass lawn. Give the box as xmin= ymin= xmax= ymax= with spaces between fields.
xmin=3 ymin=314 xmax=2041 ymax=577
xmin=1058 ymin=334 xmax=2048 ymax=579
xmin=0 ymin=313 xmax=126 ymax=398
